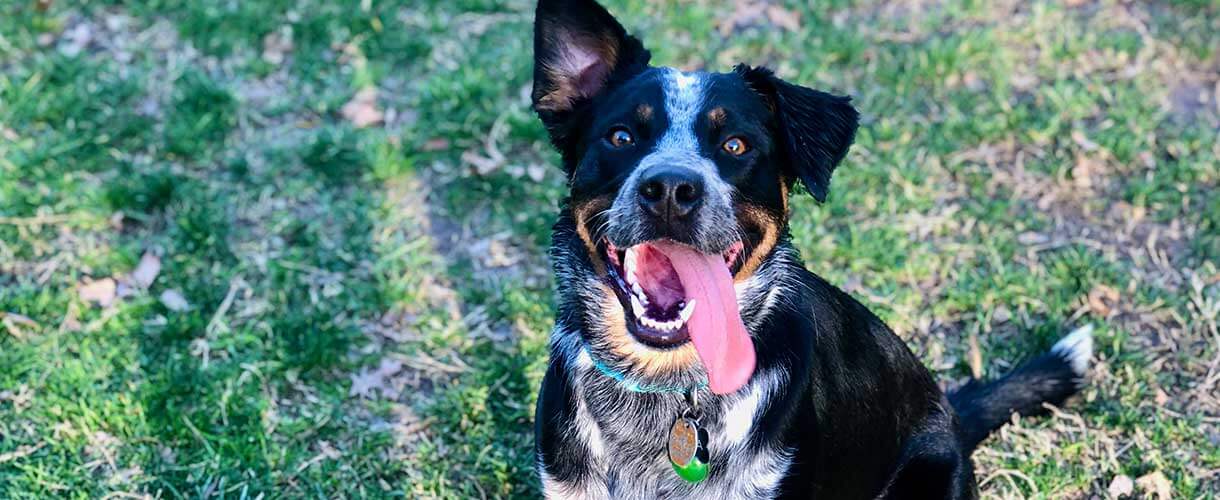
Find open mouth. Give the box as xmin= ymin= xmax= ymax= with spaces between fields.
xmin=602 ymin=238 xmax=744 ymax=348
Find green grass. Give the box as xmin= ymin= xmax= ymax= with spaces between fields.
xmin=1 ymin=0 xmax=1218 ymax=498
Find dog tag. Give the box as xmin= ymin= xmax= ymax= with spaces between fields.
xmin=668 ymin=416 xmax=710 ymax=483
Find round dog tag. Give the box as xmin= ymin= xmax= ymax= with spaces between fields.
xmin=668 ymin=417 xmax=710 ymax=483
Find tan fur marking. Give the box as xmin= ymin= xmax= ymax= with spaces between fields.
xmin=596 ymin=285 xmax=700 ymax=376
xmin=636 ymin=103 xmax=653 ymax=122
xmin=779 ymin=177 xmax=790 ymax=215
xmin=707 ymin=107 xmax=727 ymax=127
xmin=573 ymin=197 xmax=612 ymax=276
xmin=734 ymin=206 xmax=780 ymax=282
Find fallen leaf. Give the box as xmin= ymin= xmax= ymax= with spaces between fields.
xmin=718 ymin=0 xmax=767 ymax=36
xmin=765 ymin=5 xmax=802 ymax=32
xmin=1135 ymin=471 xmax=1171 ymax=500
xmin=461 ymin=149 xmax=503 ymax=176
xmin=1154 ymin=387 xmax=1170 ymax=406
xmin=128 ymin=251 xmax=161 ymax=289
xmin=1108 ymin=474 xmax=1134 ymax=498
xmin=159 ymin=289 xmax=190 ymax=312
xmin=262 ymin=25 xmax=294 ymax=65
xmin=58 ymin=22 xmax=94 ymax=57
xmin=1086 ymin=284 xmax=1120 ymax=317
xmin=79 ymin=278 xmax=117 ymax=308
xmin=60 ymin=302 xmax=81 ymax=332
xmin=341 ymin=87 xmax=384 ymax=128
xmin=1071 ymin=130 xmax=1099 ymax=152
xmin=526 ymin=163 xmax=547 ymax=182
xmin=1 ymin=312 xmax=39 ymax=339
xmin=967 ymin=331 xmax=983 ymax=379
xmin=1072 ymin=154 xmax=1104 ymax=189
xmin=421 ymin=138 xmax=450 ymax=152
xmin=349 ymin=358 xmax=404 ymax=399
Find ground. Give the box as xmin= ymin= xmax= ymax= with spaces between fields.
xmin=0 ymin=0 xmax=1217 ymax=498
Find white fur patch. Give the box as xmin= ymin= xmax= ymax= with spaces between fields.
xmin=1051 ymin=324 xmax=1094 ymax=377
xmin=719 ymin=370 xmax=771 ymax=449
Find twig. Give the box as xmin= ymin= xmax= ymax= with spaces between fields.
xmin=0 ymin=442 xmax=46 ymax=464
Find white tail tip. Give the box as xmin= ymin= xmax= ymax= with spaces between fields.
xmin=1051 ymin=324 xmax=1094 ymax=377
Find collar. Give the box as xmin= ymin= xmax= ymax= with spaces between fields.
xmin=584 ymin=347 xmax=707 ymax=394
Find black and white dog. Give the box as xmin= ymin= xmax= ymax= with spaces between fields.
xmin=530 ymin=0 xmax=1093 ymax=497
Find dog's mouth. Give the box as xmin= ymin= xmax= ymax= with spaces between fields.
xmin=600 ymin=238 xmax=756 ymax=394
xmin=603 ymin=239 xmax=742 ymax=347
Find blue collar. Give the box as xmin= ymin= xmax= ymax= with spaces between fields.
xmin=585 ymin=348 xmax=707 ymax=394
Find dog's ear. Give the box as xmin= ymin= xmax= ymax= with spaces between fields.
xmin=735 ymin=65 xmax=858 ymax=203
xmin=532 ymin=0 xmax=650 ymax=143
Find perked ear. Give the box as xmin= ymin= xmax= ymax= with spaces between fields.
xmin=532 ymin=0 xmax=650 ymax=138
xmin=735 ymin=65 xmax=859 ymax=203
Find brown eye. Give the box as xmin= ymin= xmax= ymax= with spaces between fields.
xmin=607 ymin=128 xmax=634 ymax=147
xmin=722 ymin=137 xmax=748 ymax=156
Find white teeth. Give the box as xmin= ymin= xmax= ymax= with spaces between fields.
xmin=631 ymin=294 xmax=646 ymax=318
xmin=639 ymin=315 xmax=682 ymax=332
xmin=679 ymin=300 xmax=696 ymax=322
xmin=632 ymin=283 xmax=648 ymax=304
xmin=624 ymin=247 xmax=638 ymax=285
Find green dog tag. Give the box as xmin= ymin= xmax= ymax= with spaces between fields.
xmin=668 ymin=416 xmax=710 ymax=483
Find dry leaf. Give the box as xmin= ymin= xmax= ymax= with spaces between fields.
xmin=1135 ymin=471 xmax=1171 ymax=500
xmin=1154 ymin=387 xmax=1170 ymax=406
xmin=526 ymin=164 xmax=547 ymax=182
xmin=1072 ymin=154 xmax=1104 ymax=189
xmin=1087 ymin=284 xmax=1120 ymax=317
xmin=58 ymin=22 xmax=94 ymax=57
xmin=159 ymin=289 xmax=190 ymax=312
xmin=129 ymin=251 xmax=161 ymax=289
xmin=341 ymin=87 xmax=384 ymax=128
xmin=718 ymin=0 xmax=767 ymax=36
xmin=765 ymin=5 xmax=802 ymax=32
xmin=349 ymin=359 xmax=405 ymax=399
xmin=60 ymin=302 xmax=81 ymax=332
xmin=262 ymin=25 xmax=294 ymax=65
xmin=1071 ymin=130 xmax=1099 ymax=152
xmin=79 ymin=278 xmax=117 ymax=308
xmin=1108 ymin=474 xmax=1134 ymax=498
xmin=2 ymin=312 xmax=39 ymax=338
xmin=461 ymin=149 xmax=503 ymax=176
xmin=421 ymin=138 xmax=450 ymax=152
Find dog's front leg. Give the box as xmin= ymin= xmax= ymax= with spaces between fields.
xmin=535 ymin=359 xmax=610 ymax=499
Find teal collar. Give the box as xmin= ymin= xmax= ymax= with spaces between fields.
xmin=585 ymin=348 xmax=707 ymax=394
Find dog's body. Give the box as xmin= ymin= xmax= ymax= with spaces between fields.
xmin=530 ymin=1 xmax=1091 ymax=498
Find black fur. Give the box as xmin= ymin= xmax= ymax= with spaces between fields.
xmin=531 ymin=1 xmax=1089 ymax=498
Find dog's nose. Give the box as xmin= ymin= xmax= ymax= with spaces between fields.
xmin=638 ymin=166 xmax=703 ymax=221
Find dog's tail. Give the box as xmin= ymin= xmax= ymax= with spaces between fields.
xmin=948 ymin=325 xmax=1094 ymax=452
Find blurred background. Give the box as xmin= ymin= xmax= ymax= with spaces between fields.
xmin=1 ymin=0 xmax=1217 ymax=497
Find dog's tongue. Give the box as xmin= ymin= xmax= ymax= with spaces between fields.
xmin=651 ymin=241 xmax=756 ymax=395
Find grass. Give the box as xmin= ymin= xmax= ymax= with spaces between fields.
xmin=0 ymin=0 xmax=1217 ymax=497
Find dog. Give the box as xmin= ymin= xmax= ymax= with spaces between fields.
xmin=530 ymin=0 xmax=1093 ymax=497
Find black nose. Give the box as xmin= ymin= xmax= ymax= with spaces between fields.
xmin=637 ymin=166 xmax=703 ymax=221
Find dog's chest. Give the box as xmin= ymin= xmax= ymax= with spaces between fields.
xmin=542 ymin=371 xmax=791 ymax=499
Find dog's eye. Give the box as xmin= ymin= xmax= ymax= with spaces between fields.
xmin=607 ymin=128 xmax=635 ymax=148
xmin=722 ymin=137 xmax=749 ymax=156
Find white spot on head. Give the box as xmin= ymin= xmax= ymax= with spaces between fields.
xmin=1051 ymin=324 xmax=1094 ymax=377
xmin=659 ymin=69 xmax=706 ymax=152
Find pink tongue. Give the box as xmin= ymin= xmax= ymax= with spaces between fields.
xmin=651 ymin=241 xmax=756 ymax=395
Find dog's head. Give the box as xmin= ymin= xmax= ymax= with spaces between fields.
xmin=534 ymin=0 xmax=857 ymax=394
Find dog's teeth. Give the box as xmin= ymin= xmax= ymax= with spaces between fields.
xmin=624 ymin=247 xmax=638 ymax=285
xmin=679 ymin=300 xmax=696 ymax=322
xmin=630 ymin=294 xmax=646 ymax=318
xmin=632 ymin=283 xmax=648 ymax=304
